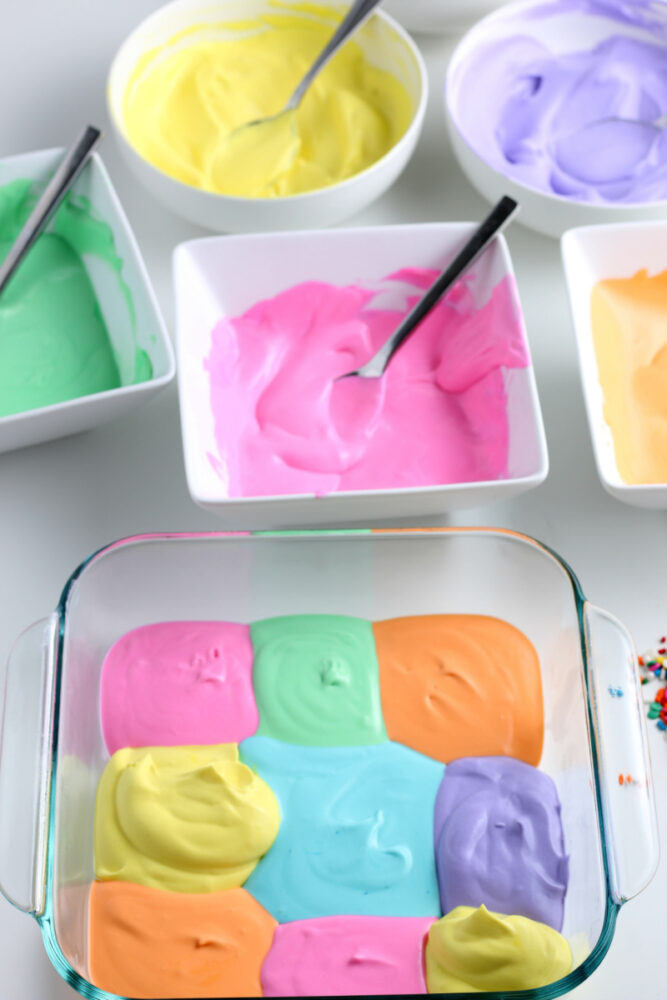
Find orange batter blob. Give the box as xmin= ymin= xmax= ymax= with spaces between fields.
xmin=373 ymin=614 xmax=543 ymax=765
xmin=591 ymin=268 xmax=667 ymax=484
xmin=88 ymin=881 xmax=276 ymax=998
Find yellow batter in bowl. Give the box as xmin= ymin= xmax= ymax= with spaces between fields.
xmin=120 ymin=4 xmax=414 ymax=198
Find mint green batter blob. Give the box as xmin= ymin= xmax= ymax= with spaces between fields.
xmin=250 ymin=614 xmax=387 ymax=746
xmin=0 ymin=177 xmax=151 ymax=418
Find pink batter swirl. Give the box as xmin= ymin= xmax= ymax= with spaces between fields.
xmin=205 ymin=269 xmax=529 ymax=497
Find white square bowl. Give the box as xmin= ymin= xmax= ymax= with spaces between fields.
xmin=562 ymin=221 xmax=667 ymax=508
xmin=0 ymin=147 xmax=175 ymax=453
xmin=174 ymin=224 xmax=548 ymax=528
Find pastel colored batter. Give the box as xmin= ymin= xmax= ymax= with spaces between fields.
xmin=89 ymin=882 xmax=276 ymax=998
xmin=250 ymin=614 xmax=387 ymax=746
xmin=373 ymin=614 xmax=544 ymax=764
xmin=591 ymin=268 xmax=667 ymax=483
xmin=434 ymin=757 xmax=569 ymax=930
xmin=121 ymin=6 xmax=413 ymax=197
xmin=451 ymin=16 xmax=667 ymax=203
xmin=240 ymin=737 xmax=444 ymax=921
xmin=0 ymin=178 xmax=150 ymax=417
xmin=205 ymin=270 xmax=529 ymax=497
xmin=424 ymin=905 xmax=572 ymax=993
xmin=100 ymin=621 xmax=258 ymax=754
xmin=94 ymin=744 xmax=280 ymax=893
xmin=261 ymin=916 xmax=433 ymax=996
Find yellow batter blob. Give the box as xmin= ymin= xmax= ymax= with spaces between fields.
xmin=591 ymin=268 xmax=667 ymax=484
xmin=94 ymin=744 xmax=281 ymax=893
xmin=425 ymin=905 xmax=572 ymax=993
xmin=121 ymin=5 xmax=414 ymax=197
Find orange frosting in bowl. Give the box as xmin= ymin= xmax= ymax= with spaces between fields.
xmin=591 ymin=268 xmax=667 ymax=484
xmin=88 ymin=881 xmax=276 ymax=998
xmin=373 ymin=614 xmax=543 ymax=764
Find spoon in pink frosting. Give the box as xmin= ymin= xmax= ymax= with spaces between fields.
xmin=338 ymin=196 xmax=519 ymax=380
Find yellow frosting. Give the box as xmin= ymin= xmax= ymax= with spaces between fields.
xmin=120 ymin=5 xmax=413 ymax=197
xmin=425 ymin=905 xmax=572 ymax=993
xmin=94 ymin=744 xmax=281 ymax=893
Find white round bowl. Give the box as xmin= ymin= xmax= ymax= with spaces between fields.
xmin=384 ymin=0 xmax=513 ymax=36
xmin=445 ymin=0 xmax=667 ymax=238
xmin=107 ymin=0 xmax=428 ymax=234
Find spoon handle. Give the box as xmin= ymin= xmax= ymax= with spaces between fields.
xmin=0 ymin=125 xmax=101 ymax=297
xmin=286 ymin=0 xmax=384 ymax=110
xmin=368 ymin=196 xmax=520 ymax=376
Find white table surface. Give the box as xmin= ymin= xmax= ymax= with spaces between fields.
xmin=0 ymin=2 xmax=664 ymax=996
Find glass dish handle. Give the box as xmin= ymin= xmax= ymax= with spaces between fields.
xmin=584 ymin=602 xmax=660 ymax=904
xmin=0 ymin=615 xmax=58 ymax=916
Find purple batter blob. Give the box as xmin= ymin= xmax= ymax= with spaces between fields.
xmin=434 ymin=756 xmax=569 ymax=931
xmin=453 ymin=13 xmax=667 ymax=204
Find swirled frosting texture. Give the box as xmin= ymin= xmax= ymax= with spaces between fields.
xmin=206 ymin=270 xmax=529 ymax=496
xmin=424 ymin=905 xmax=572 ymax=993
xmin=373 ymin=615 xmax=544 ymax=764
xmin=250 ymin=614 xmax=386 ymax=746
xmin=89 ymin=882 xmax=276 ymax=998
xmin=94 ymin=744 xmax=280 ymax=893
xmin=260 ymin=916 xmax=433 ymax=996
xmin=434 ymin=757 xmax=569 ymax=930
xmin=240 ymin=737 xmax=444 ymax=921
xmin=0 ymin=179 xmax=150 ymax=417
xmin=121 ymin=6 xmax=413 ymax=197
xmin=451 ymin=15 xmax=667 ymax=203
xmin=591 ymin=268 xmax=667 ymax=483
xmin=100 ymin=621 xmax=258 ymax=754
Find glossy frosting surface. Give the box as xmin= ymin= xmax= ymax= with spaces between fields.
xmin=121 ymin=6 xmax=413 ymax=197
xmin=89 ymin=881 xmax=276 ymax=998
xmin=424 ymin=905 xmax=572 ymax=993
xmin=240 ymin=737 xmax=444 ymax=921
xmin=94 ymin=744 xmax=280 ymax=893
xmin=251 ymin=614 xmax=386 ymax=746
xmin=452 ymin=18 xmax=667 ymax=203
xmin=373 ymin=614 xmax=544 ymax=764
xmin=434 ymin=756 xmax=569 ymax=930
xmin=261 ymin=916 xmax=433 ymax=996
xmin=206 ymin=270 xmax=529 ymax=496
xmin=100 ymin=621 xmax=258 ymax=754
xmin=0 ymin=179 xmax=132 ymax=417
xmin=591 ymin=268 xmax=667 ymax=483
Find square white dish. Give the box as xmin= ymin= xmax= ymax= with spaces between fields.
xmin=0 ymin=147 xmax=175 ymax=454
xmin=561 ymin=221 xmax=667 ymax=509
xmin=174 ymin=223 xmax=548 ymax=528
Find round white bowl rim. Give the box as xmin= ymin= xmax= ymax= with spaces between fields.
xmin=107 ymin=0 xmax=429 ymax=206
xmin=444 ymin=0 xmax=667 ymax=213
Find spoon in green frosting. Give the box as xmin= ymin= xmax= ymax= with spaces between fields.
xmin=0 ymin=125 xmax=101 ymax=297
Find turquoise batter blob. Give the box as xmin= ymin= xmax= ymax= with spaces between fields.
xmin=240 ymin=737 xmax=444 ymax=921
xmin=251 ymin=614 xmax=387 ymax=747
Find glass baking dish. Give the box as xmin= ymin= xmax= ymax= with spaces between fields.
xmin=0 ymin=528 xmax=658 ymax=999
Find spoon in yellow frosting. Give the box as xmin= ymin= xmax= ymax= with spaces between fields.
xmin=209 ymin=0 xmax=384 ymax=194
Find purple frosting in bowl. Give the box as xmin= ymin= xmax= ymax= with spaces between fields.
xmin=449 ymin=0 xmax=667 ymax=204
xmin=434 ymin=756 xmax=569 ymax=930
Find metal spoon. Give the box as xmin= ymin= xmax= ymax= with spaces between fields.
xmin=338 ymin=195 xmax=520 ymax=381
xmin=0 ymin=125 xmax=101 ymax=297
xmin=590 ymin=112 xmax=667 ymax=131
xmin=210 ymin=0 xmax=383 ymax=187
